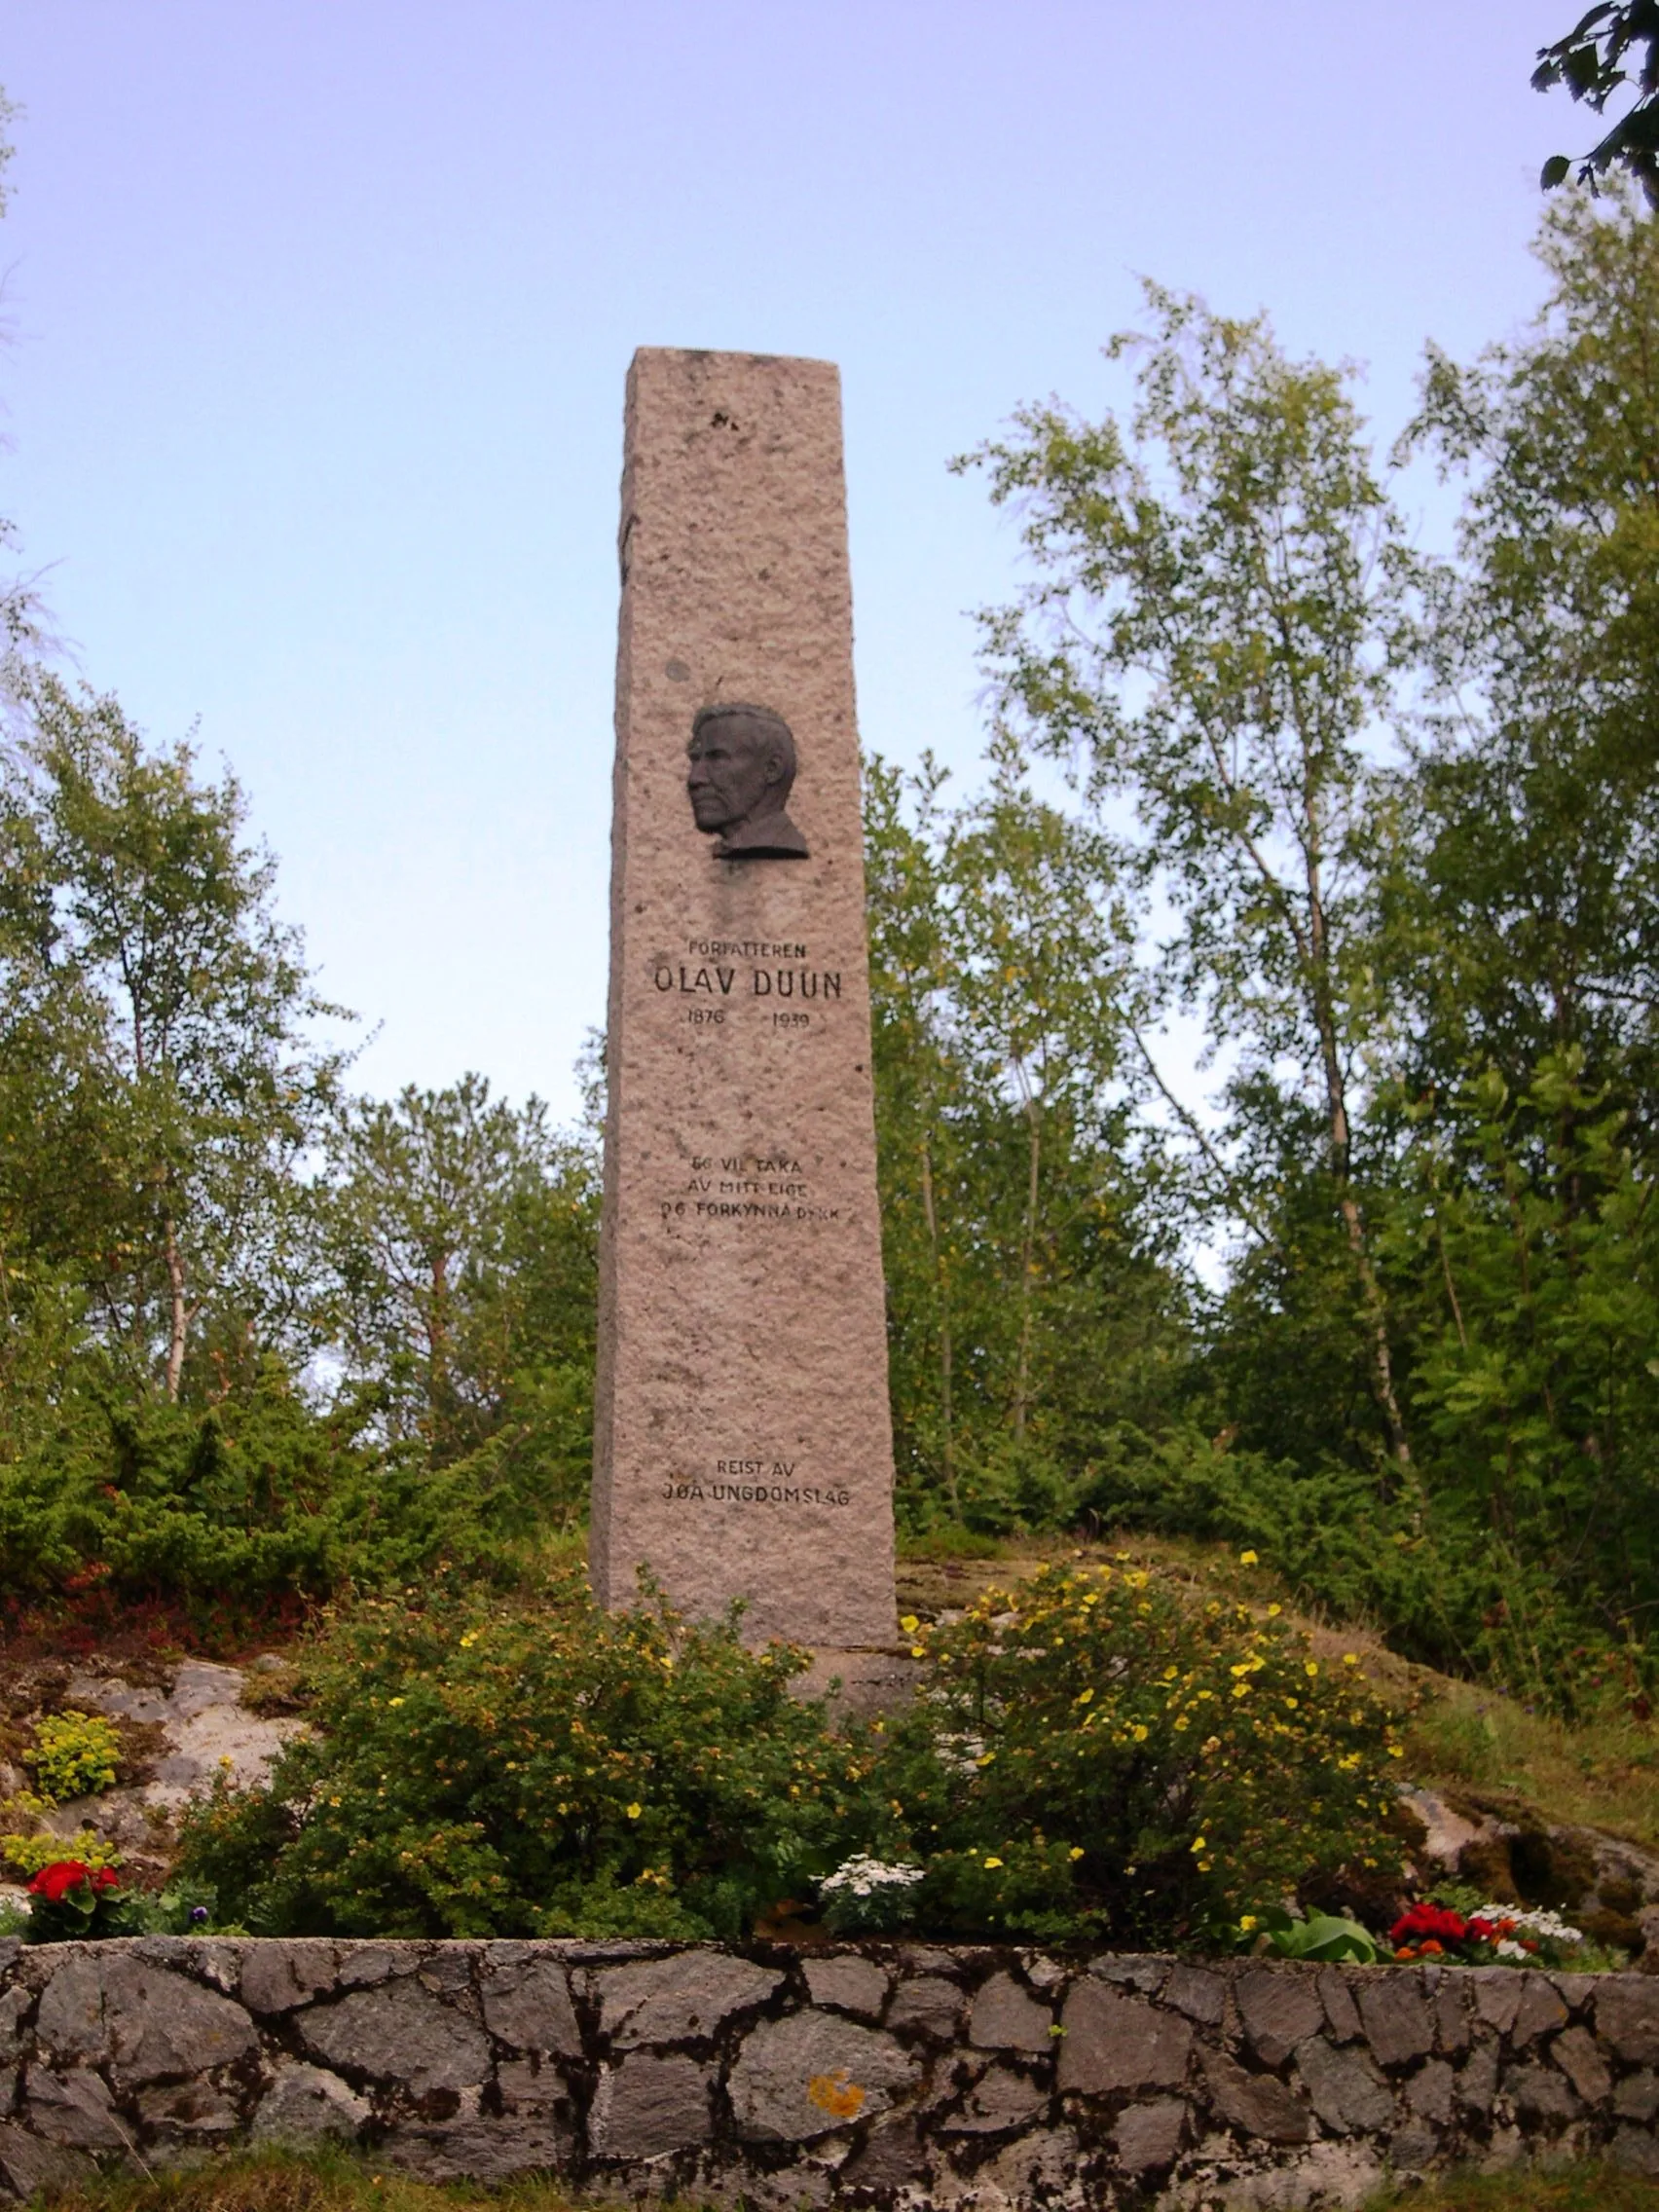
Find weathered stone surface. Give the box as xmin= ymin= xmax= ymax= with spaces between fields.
xmin=1357 ymin=1975 xmax=1433 ymax=2067
xmin=299 ymin=1979 xmax=490 ymax=2095
xmin=1511 ymin=1973 xmax=1569 ymax=2046
xmin=804 ymin=1956 xmax=888 ymax=2018
xmin=937 ymin=2063 xmax=1048 ymax=2134
xmin=1472 ymin=1970 xmax=1524 ymax=2036
xmin=1237 ymin=1971 xmax=1323 ymax=2066
xmin=480 ymin=1956 xmax=581 ymax=2056
xmin=36 ymin=1955 xmax=256 ymax=2088
xmin=589 ymin=348 xmax=898 ymax=1649
xmin=1456 ymin=2043 xmax=1500 ymax=2116
xmin=337 ymin=1944 xmax=409 ymax=1989
xmin=0 ymin=1989 xmax=28 ymax=2064
xmin=497 ymin=2058 xmax=569 ymax=2115
xmin=1113 ymin=2098 xmax=1186 ymax=2173
xmin=0 ymin=2121 xmax=97 ymax=2197
xmin=381 ymin=2120 xmax=571 ymax=2181
xmin=1612 ymin=2124 xmax=1659 ymax=2176
xmin=589 ymin=2053 xmax=713 ymax=2159
xmin=838 ymin=2117 xmax=926 ymax=2192
xmin=596 ymin=1952 xmax=780 ymax=2046
xmin=1058 ymin=1982 xmax=1192 ymax=2094
xmin=1432 ymin=1976 xmax=1470 ymax=2053
xmin=22 ymin=2067 xmax=129 ymax=2150
xmin=1089 ymin=1956 xmax=1168 ymax=1994
xmin=728 ymin=2011 xmax=917 ymax=2142
xmin=1616 ymin=2068 xmax=1659 ymax=2121
xmin=1317 ymin=1968 xmax=1362 ymax=2044
xmin=240 ymin=1943 xmax=337 ymax=2016
xmin=1407 ymin=2058 xmax=1456 ymax=2124
xmin=135 ymin=2081 xmax=241 ymax=2136
xmin=251 ymin=2063 xmax=371 ymax=2145
xmin=1598 ymin=1975 xmax=1659 ymax=2064
xmin=1295 ymin=2037 xmax=1394 ymax=2133
xmin=886 ymin=1975 xmax=963 ymax=2038
xmin=1198 ymin=2048 xmax=1312 ymax=2144
xmin=1165 ymin=1965 xmax=1226 ymax=2027
xmin=969 ymin=1972 xmax=1051 ymax=2052
xmin=1551 ymin=2022 xmax=1612 ymax=2103
xmin=1506 ymin=2062 xmax=1578 ymax=2121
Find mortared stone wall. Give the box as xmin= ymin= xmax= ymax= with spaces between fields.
xmin=2 ymin=1936 xmax=1658 ymax=2206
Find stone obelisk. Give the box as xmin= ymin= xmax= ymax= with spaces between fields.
xmin=590 ymin=349 xmax=898 ymax=1658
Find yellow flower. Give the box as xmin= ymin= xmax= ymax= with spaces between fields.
xmin=909 ymin=1646 xmax=926 ymax=1659
xmin=976 ymin=1751 xmax=997 ymax=1768
xmin=387 ymin=1697 xmax=405 ymax=1708
xmin=983 ymin=1856 xmax=1004 ymax=1869
xmin=1239 ymin=1913 xmax=1259 ymax=1932
xmin=1131 ymin=1722 xmax=1149 ymax=1743
xmin=1174 ymin=1715 xmax=1190 ymax=1731
xmin=459 ymin=1632 xmax=479 ymax=1647
xmin=1238 ymin=1549 xmax=1259 ymax=1566
xmin=900 ymin=1614 xmax=920 ymax=1634
xmin=1068 ymin=1846 xmax=1085 ymax=1861
xmin=1075 ymin=1687 xmax=1094 ymax=1705
xmin=1342 ymin=1653 xmax=1358 ymax=1667
xmin=1191 ymin=1835 xmax=1206 ymax=1853
xmin=625 ymin=1802 xmax=643 ymax=1820
xmin=1388 ymin=1745 xmax=1404 ymax=1759
xmin=1305 ymin=1661 xmax=1319 ymax=1677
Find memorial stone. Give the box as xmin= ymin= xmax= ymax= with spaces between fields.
xmin=589 ymin=348 xmax=898 ymax=1659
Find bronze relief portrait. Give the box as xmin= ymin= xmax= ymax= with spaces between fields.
xmin=685 ymin=704 xmax=809 ymax=860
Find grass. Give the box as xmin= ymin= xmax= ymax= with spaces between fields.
xmin=1364 ymin=2165 xmax=1659 ymax=2208
xmin=24 ymin=2146 xmax=1659 ymax=2212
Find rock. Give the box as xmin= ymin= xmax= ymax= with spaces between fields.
xmin=1456 ymin=2043 xmax=1500 ymax=2116
xmin=1598 ymin=1976 xmax=1659 ymax=2064
xmin=727 ymin=2011 xmax=918 ymax=2142
xmin=1198 ymin=2047 xmax=1311 ymax=2144
xmin=496 ymin=2059 xmax=569 ymax=2115
xmin=1357 ymin=1975 xmax=1433 ymax=2067
xmin=595 ymin=1951 xmax=780 ymax=2047
xmin=1389 ymin=2121 xmax=1439 ymax=2170
xmin=298 ymin=1978 xmax=490 ymax=2096
xmin=838 ymin=2117 xmax=926 ymax=2191
xmin=1432 ymin=1976 xmax=1470 ymax=2054
xmin=936 ymin=2063 xmax=1048 ymax=2134
xmin=23 ymin=2067 xmax=129 ymax=2151
xmin=1612 ymin=2125 xmax=1659 ymax=2176
xmin=252 ymin=2062 xmax=371 ymax=2145
xmin=1510 ymin=1973 xmax=1568 ymax=2046
xmin=1057 ymin=1982 xmax=1192 ymax=2095
xmin=1112 ymin=2098 xmax=1186 ymax=2173
xmin=1088 ymin=1956 xmax=1168 ymax=1994
xmin=35 ymin=1957 xmax=255 ymax=2090
xmin=1164 ymin=1965 xmax=1226 ymax=2027
xmin=337 ymin=1944 xmax=409 ymax=1988
xmin=134 ymin=2080 xmax=241 ymax=2135
xmin=1401 ymin=1787 xmax=1487 ymax=1868
xmin=1406 ymin=2058 xmax=1455 ymax=2124
xmin=1236 ymin=1971 xmax=1323 ymax=2066
xmin=1616 ymin=2069 xmax=1659 ymax=2121
xmin=1551 ymin=2022 xmax=1612 ymax=2104
xmin=480 ymin=1956 xmax=581 ymax=2056
xmin=969 ymin=1972 xmax=1052 ymax=2052
xmin=381 ymin=2119 xmax=571 ymax=2181
xmin=589 ymin=2053 xmax=713 ymax=2159
xmin=803 ymin=1955 xmax=889 ymax=2019
xmin=1505 ymin=2062 xmax=1577 ymax=2121
xmin=1316 ymin=1968 xmax=1362 ymax=2044
xmin=0 ymin=2121 xmax=97 ymax=2197
xmin=885 ymin=1975 xmax=963 ymax=2037
xmin=240 ymin=1942 xmax=338 ymax=2015
xmin=1294 ymin=2037 xmax=1394 ymax=2133
xmin=1471 ymin=1970 xmax=1524 ymax=2036
xmin=0 ymin=1990 xmax=28 ymax=2065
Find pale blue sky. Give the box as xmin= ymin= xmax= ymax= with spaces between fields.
xmin=1 ymin=2 xmax=1569 ymax=1119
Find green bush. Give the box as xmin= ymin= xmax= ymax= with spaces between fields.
xmin=181 ymin=1560 xmax=1404 ymax=1950
xmin=866 ymin=1560 xmax=1407 ymax=1947
xmin=23 ymin=1711 xmax=122 ymax=1803
xmin=177 ymin=1569 xmax=880 ymax=1939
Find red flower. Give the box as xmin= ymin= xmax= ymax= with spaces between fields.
xmin=1389 ymin=1903 xmax=1470 ymax=1947
xmin=91 ymin=1867 xmax=122 ymax=1892
xmin=27 ymin=1861 xmax=92 ymax=1905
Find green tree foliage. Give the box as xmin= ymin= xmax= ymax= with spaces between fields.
xmin=1536 ymin=4 xmax=1659 ymax=201
xmin=866 ymin=742 xmax=1189 ymax=1534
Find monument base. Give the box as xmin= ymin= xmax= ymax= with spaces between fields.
xmin=793 ymin=1644 xmax=918 ymax=1720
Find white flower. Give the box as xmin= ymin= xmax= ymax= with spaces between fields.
xmin=1496 ymin=1939 xmax=1529 ymax=1961
xmin=1474 ymin=1904 xmax=1582 ymax=1946
xmin=820 ymin=1855 xmax=926 ymax=1899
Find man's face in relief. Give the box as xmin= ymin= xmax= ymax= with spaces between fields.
xmin=686 ymin=715 xmax=780 ymax=836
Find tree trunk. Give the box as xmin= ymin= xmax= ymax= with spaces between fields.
xmin=163 ymin=1209 xmax=188 ymax=1402
xmin=1013 ymin=1091 xmax=1042 ymax=1442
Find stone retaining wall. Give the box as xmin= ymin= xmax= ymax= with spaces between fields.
xmin=1 ymin=1936 xmax=1657 ymax=2207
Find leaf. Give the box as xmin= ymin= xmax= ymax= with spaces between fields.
xmin=1541 ymin=154 xmax=1574 ymax=188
